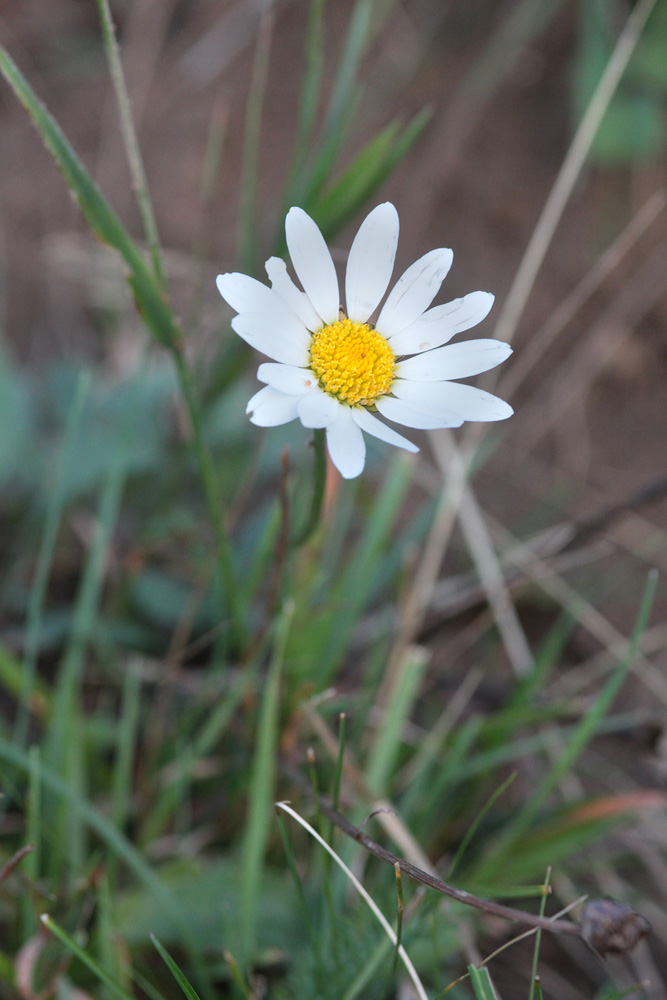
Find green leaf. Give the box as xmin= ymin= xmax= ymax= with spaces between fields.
xmin=307 ymin=108 xmax=432 ymax=241
xmin=468 ymin=965 xmax=499 ymax=1000
xmin=151 ymin=936 xmax=202 ymax=1000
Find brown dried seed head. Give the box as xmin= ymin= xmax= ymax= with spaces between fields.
xmin=580 ymin=899 xmax=651 ymax=956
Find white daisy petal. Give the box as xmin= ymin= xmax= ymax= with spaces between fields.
xmin=245 ymin=386 xmax=301 ymax=427
xmin=388 ymin=291 xmax=494 ymax=355
xmin=285 ymin=207 xmax=339 ymax=324
xmin=257 ymin=363 xmax=318 ymax=395
xmin=375 ymin=394 xmax=462 ymax=429
xmin=232 ymin=312 xmax=310 ymax=366
xmin=297 ymin=389 xmax=341 ymax=428
xmin=216 ymin=272 xmax=293 ymax=320
xmin=377 ymin=248 xmax=454 ymax=338
xmin=345 ymin=203 xmax=399 ymax=323
xmin=265 ymin=256 xmax=323 ymax=332
xmin=435 ymin=382 xmax=515 ymax=422
xmin=351 ymin=407 xmax=419 ymax=453
xmin=392 ymin=379 xmax=513 ymax=421
xmin=396 ymin=340 xmax=512 ymax=381
xmin=326 ymin=407 xmax=366 ymax=479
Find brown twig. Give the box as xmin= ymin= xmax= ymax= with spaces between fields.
xmin=306 ymin=796 xmax=651 ymax=955
xmin=315 ymin=796 xmax=578 ymax=936
xmin=0 ymin=843 xmax=34 ymax=884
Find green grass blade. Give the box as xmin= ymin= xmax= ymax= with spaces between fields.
xmin=323 ymin=0 xmax=373 ymax=139
xmin=0 ymin=46 xmax=179 ymax=349
xmin=0 ymin=739 xmax=209 ymax=993
xmin=47 ymin=428 xmax=128 ymax=783
xmin=13 ymin=371 xmax=90 ymax=747
xmin=480 ymin=570 xmax=658 ymax=872
xmin=366 ymin=646 xmax=428 ymax=796
xmin=446 ymin=772 xmax=516 ymax=879
xmin=151 ymin=935 xmax=203 ymax=1000
xmin=308 ymin=108 xmax=432 ymax=241
xmin=528 ymin=868 xmax=551 ymax=1000
xmin=239 ymin=601 xmax=295 ymax=963
xmin=319 ymin=454 xmax=413 ymax=681
xmin=96 ymin=0 xmax=166 ymax=288
xmin=97 ymin=874 xmax=131 ymax=999
xmin=468 ymin=965 xmax=499 ymax=1000
xmin=281 ymin=0 xmax=325 ymax=210
xmin=0 ymin=642 xmax=50 ymax=727
xmin=110 ymin=665 xmax=142 ymax=838
xmin=41 ymin=915 xmax=136 ymax=1000
xmin=142 ymin=666 xmax=251 ymax=844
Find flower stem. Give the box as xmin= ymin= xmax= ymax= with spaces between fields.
xmin=171 ymin=348 xmax=246 ymax=650
xmin=291 ymin=429 xmax=327 ymax=547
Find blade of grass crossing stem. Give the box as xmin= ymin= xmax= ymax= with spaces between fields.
xmin=239 ymin=601 xmax=295 ymax=965
xmin=237 ymin=11 xmax=274 ymax=273
xmin=95 ymin=0 xmax=166 ymax=288
xmin=366 ymin=646 xmax=428 ymax=796
xmin=332 ymin=713 xmax=346 ymax=811
xmin=40 ymin=915 xmax=136 ymax=1000
xmin=321 ymin=455 xmax=413 ymax=681
xmin=482 ymin=570 xmax=658 ymax=871
xmin=277 ymin=802 xmax=429 ymax=1000
xmin=151 ymin=935 xmax=203 ymax=1000
xmin=14 ymin=371 xmax=90 ymax=748
xmin=0 ymin=47 xmax=178 ymax=349
xmin=0 ymin=739 xmax=211 ymax=998
xmin=468 ymin=965 xmax=500 ymax=1000
xmin=528 ymin=868 xmax=552 ymax=1000
xmin=387 ymin=864 xmax=404 ymax=993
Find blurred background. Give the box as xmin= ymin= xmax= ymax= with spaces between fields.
xmin=1 ymin=1 xmax=667 ymax=997
xmin=2 ymin=0 xmax=666 ymax=510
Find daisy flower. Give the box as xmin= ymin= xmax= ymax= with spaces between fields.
xmin=216 ymin=203 xmax=513 ymax=479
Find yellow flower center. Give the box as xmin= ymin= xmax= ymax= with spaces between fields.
xmin=309 ymin=318 xmax=395 ymax=407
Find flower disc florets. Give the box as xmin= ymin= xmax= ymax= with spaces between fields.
xmin=309 ymin=317 xmax=395 ymax=407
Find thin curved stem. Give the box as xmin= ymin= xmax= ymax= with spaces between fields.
xmin=96 ymin=0 xmax=166 ymax=290
xmin=291 ymin=429 xmax=327 ymax=547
